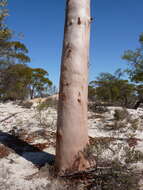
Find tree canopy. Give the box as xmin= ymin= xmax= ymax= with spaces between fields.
xmin=122 ymin=33 xmax=143 ymax=83
xmin=0 ymin=64 xmax=53 ymax=100
xmin=0 ymin=1 xmax=30 ymax=69
xmin=89 ymin=71 xmax=135 ymax=107
xmin=0 ymin=1 xmax=53 ymax=101
xmin=30 ymin=68 xmax=53 ymax=99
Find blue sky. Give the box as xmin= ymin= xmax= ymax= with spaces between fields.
xmin=7 ymin=0 xmax=143 ymax=86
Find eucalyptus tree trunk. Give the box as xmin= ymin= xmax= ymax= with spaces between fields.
xmin=56 ymin=0 xmax=91 ymax=173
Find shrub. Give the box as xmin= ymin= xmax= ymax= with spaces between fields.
xmin=19 ymin=101 xmax=33 ymax=109
xmin=84 ymin=138 xmax=142 ymax=190
xmin=114 ymin=108 xmax=129 ymax=121
xmin=124 ymin=146 xmax=143 ymax=164
xmin=88 ymin=103 xmax=108 ymax=113
xmin=36 ymin=98 xmax=58 ymax=111
xmin=35 ymin=100 xmax=57 ymax=129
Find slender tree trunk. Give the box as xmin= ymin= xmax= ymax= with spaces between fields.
xmin=55 ymin=0 xmax=91 ymax=174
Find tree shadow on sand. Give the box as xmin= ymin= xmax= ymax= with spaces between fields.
xmin=0 ymin=131 xmax=55 ymax=167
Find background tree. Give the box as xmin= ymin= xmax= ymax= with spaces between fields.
xmin=56 ymin=0 xmax=91 ymax=173
xmin=89 ymin=71 xmax=135 ymax=107
xmin=0 ymin=0 xmax=31 ymax=101
xmin=122 ymin=33 xmax=143 ymax=108
xmin=0 ymin=64 xmax=31 ymax=100
xmin=88 ymin=85 xmax=96 ymax=101
xmin=0 ymin=1 xmax=30 ymax=69
xmin=0 ymin=1 xmax=54 ymax=101
xmin=30 ymin=68 xmax=52 ymax=99
xmin=122 ymin=33 xmax=143 ymax=82
xmin=0 ymin=64 xmax=53 ymax=100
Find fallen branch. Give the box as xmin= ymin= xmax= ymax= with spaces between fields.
xmin=59 ymin=166 xmax=142 ymax=179
xmin=0 ymin=112 xmax=23 ymax=123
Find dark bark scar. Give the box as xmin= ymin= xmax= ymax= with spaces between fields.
xmin=90 ymin=17 xmax=94 ymax=23
xmin=66 ymin=49 xmax=72 ymax=58
xmin=77 ymin=17 xmax=81 ymax=25
xmin=60 ymin=93 xmax=66 ymax=101
xmin=63 ymin=43 xmax=72 ymax=60
xmin=77 ymin=98 xmax=81 ymax=104
xmin=65 ymin=83 xmax=69 ymax=86
xmin=56 ymin=131 xmax=62 ymax=139
xmin=56 ymin=129 xmax=62 ymax=142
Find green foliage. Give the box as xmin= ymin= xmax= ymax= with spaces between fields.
xmin=89 ymin=71 xmax=135 ymax=107
xmin=36 ymin=98 xmax=58 ymax=112
xmin=35 ymin=99 xmax=57 ymax=129
xmin=36 ymin=101 xmax=49 ymax=112
xmin=88 ymin=85 xmax=96 ymax=101
xmin=0 ymin=64 xmax=53 ymax=100
xmin=0 ymin=1 xmax=55 ymax=101
xmin=30 ymin=68 xmax=53 ymax=99
xmin=89 ymin=103 xmax=108 ymax=113
xmin=0 ymin=1 xmax=33 ymax=101
xmin=0 ymin=2 xmax=30 ymax=68
xmin=114 ymin=108 xmax=129 ymax=121
xmin=139 ymin=32 xmax=143 ymax=44
xmin=122 ymin=33 xmax=143 ymax=107
xmin=85 ymin=109 xmax=142 ymax=190
xmin=0 ymin=64 xmax=32 ymax=100
xmin=103 ymin=108 xmax=139 ymax=133
xmin=124 ymin=146 xmax=143 ymax=164
xmin=122 ymin=33 xmax=143 ymax=83
xmin=135 ymin=84 xmax=143 ymax=101
xmin=85 ymin=136 xmax=142 ymax=190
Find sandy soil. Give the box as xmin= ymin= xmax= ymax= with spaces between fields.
xmin=0 ymin=101 xmax=143 ymax=189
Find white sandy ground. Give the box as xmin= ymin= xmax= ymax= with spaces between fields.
xmin=0 ymin=101 xmax=143 ymax=189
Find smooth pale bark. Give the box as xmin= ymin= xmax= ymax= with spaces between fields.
xmin=55 ymin=0 xmax=91 ymax=173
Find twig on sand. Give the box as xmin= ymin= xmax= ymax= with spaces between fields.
xmin=0 ymin=112 xmax=23 ymax=123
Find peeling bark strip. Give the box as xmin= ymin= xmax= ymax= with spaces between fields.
xmin=56 ymin=0 xmax=91 ymax=173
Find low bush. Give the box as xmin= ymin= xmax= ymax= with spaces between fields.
xmin=19 ymin=101 xmax=33 ymax=109
xmin=89 ymin=102 xmax=108 ymax=113
xmin=114 ymin=108 xmax=129 ymax=121
xmin=36 ymin=98 xmax=58 ymax=111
